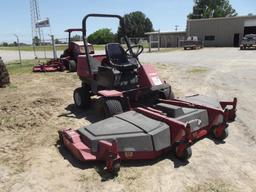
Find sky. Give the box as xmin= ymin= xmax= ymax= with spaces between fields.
xmin=0 ymin=0 xmax=255 ymax=43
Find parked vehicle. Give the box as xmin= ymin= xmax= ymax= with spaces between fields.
xmin=183 ymin=36 xmax=203 ymax=50
xmin=240 ymin=34 xmax=256 ymax=50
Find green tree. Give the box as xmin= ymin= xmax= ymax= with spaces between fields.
xmin=2 ymin=42 xmax=9 ymax=47
xmin=33 ymin=36 xmax=41 ymax=46
xmin=117 ymin=11 xmax=154 ymax=39
xmin=71 ymin=34 xmax=82 ymax=41
xmin=188 ymin=0 xmax=237 ymax=19
xmin=88 ymin=28 xmax=116 ymax=44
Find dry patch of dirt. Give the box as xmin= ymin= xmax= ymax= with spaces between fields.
xmin=0 ymin=53 xmax=256 ymax=192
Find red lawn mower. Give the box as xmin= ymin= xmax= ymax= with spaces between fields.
xmin=59 ymin=14 xmax=237 ymax=175
xmin=33 ymin=29 xmax=94 ymax=73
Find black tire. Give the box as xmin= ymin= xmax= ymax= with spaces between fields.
xmin=95 ymin=98 xmax=123 ymax=120
xmin=111 ymin=161 xmax=121 ymax=176
xmin=68 ymin=60 xmax=76 ymax=72
xmin=58 ymin=131 xmax=64 ymax=145
xmin=60 ymin=49 xmax=69 ymax=58
xmin=161 ymin=87 xmax=175 ymax=100
xmin=73 ymin=87 xmax=91 ymax=108
xmin=0 ymin=58 xmax=10 ymax=87
xmin=212 ymin=127 xmax=229 ymax=141
xmin=175 ymin=145 xmax=192 ymax=161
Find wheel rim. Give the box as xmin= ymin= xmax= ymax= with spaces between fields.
xmin=74 ymin=92 xmax=82 ymax=106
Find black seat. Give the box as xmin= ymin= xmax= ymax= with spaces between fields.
xmin=96 ymin=43 xmax=139 ymax=89
xmin=105 ymin=43 xmax=138 ymax=71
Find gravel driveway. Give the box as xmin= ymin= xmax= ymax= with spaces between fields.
xmin=0 ymin=50 xmax=63 ymax=63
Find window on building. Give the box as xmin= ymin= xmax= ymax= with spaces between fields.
xmin=205 ymin=36 xmax=215 ymax=41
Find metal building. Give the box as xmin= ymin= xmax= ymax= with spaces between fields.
xmin=187 ymin=15 xmax=256 ymax=47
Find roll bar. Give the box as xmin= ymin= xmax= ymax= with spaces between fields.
xmin=82 ymin=14 xmax=132 ymax=73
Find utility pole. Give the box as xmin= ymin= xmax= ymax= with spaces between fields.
xmin=175 ymin=25 xmax=179 ymax=31
xmin=14 ymin=34 xmax=22 ymax=64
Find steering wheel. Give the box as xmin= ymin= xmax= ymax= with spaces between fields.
xmin=125 ymin=44 xmax=144 ymax=58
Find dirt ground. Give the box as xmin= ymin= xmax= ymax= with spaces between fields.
xmin=0 ymin=48 xmax=256 ymax=192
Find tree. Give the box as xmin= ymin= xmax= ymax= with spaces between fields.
xmin=33 ymin=36 xmax=41 ymax=46
xmin=71 ymin=34 xmax=82 ymax=41
xmin=88 ymin=28 xmax=116 ymax=44
xmin=188 ymin=0 xmax=237 ymax=19
xmin=55 ymin=38 xmax=62 ymax=44
xmin=117 ymin=11 xmax=154 ymax=40
xmin=2 ymin=42 xmax=9 ymax=47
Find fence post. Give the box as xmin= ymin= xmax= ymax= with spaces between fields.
xmin=14 ymin=34 xmax=22 ymax=64
xmin=50 ymin=35 xmax=57 ymax=59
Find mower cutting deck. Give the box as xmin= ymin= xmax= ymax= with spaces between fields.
xmin=59 ymin=95 xmax=237 ymax=174
xmin=59 ymin=14 xmax=237 ymax=175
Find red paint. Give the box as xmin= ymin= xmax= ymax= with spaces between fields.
xmin=77 ymin=55 xmax=91 ymax=78
xmin=98 ymin=90 xmax=123 ymax=97
xmin=138 ymin=64 xmax=163 ymax=88
xmin=32 ymin=59 xmax=65 ymax=72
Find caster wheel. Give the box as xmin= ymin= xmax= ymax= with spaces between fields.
xmin=111 ymin=161 xmax=121 ymax=176
xmin=175 ymin=145 xmax=192 ymax=160
xmin=212 ymin=127 xmax=229 ymax=140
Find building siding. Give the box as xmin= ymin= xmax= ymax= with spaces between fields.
xmin=187 ymin=16 xmax=256 ymax=47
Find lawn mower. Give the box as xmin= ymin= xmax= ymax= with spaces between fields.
xmin=60 ymin=28 xmax=95 ymax=72
xmin=32 ymin=28 xmax=94 ymax=73
xmin=59 ymin=14 xmax=237 ymax=175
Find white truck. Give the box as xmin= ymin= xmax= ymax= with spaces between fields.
xmin=182 ymin=36 xmax=203 ymax=50
xmin=240 ymin=34 xmax=256 ymax=50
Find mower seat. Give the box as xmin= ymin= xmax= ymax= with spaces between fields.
xmin=96 ymin=43 xmax=139 ymax=89
xmin=105 ymin=43 xmax=138 ymax=71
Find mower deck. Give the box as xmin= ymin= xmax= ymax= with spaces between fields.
xmin=59 ymin=95 xmax=237 ymax=174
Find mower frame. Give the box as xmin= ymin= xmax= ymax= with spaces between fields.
xmin=59 ymin=14 xmax=238 ymax=175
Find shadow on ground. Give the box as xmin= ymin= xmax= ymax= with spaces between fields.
xmin=58 ymin=104 xmax=98 ymax=123
xmin=56 ymin=139 xmax=189 ymax=181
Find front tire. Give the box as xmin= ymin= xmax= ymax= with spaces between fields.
xmin=95 ymin=98 xmax=123 ymax=120
xmin=73 ymin=87 xmax=91 ymax=108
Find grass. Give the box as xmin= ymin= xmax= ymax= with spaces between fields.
xmin=6 ymin=59 xmax=47 ymax=75
xmin=188 ymin=66 xmax=208 ymax=74
xmin=0 ymin=44 xmax=106 ymax=52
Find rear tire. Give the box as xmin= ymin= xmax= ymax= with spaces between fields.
xmin=73 ymin=87 xmax=91 ymax=108
xmin=68 ymin=60 xmax=76 ymax=72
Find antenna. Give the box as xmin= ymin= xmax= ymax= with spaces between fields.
xmin=30 ymin=0 xmax=42 ymax=45
xmin=175 ymin=25 xmax=179 ymax=31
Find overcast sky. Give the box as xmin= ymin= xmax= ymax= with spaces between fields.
xmin=0 ymin=0 xmax=255 ymax=43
